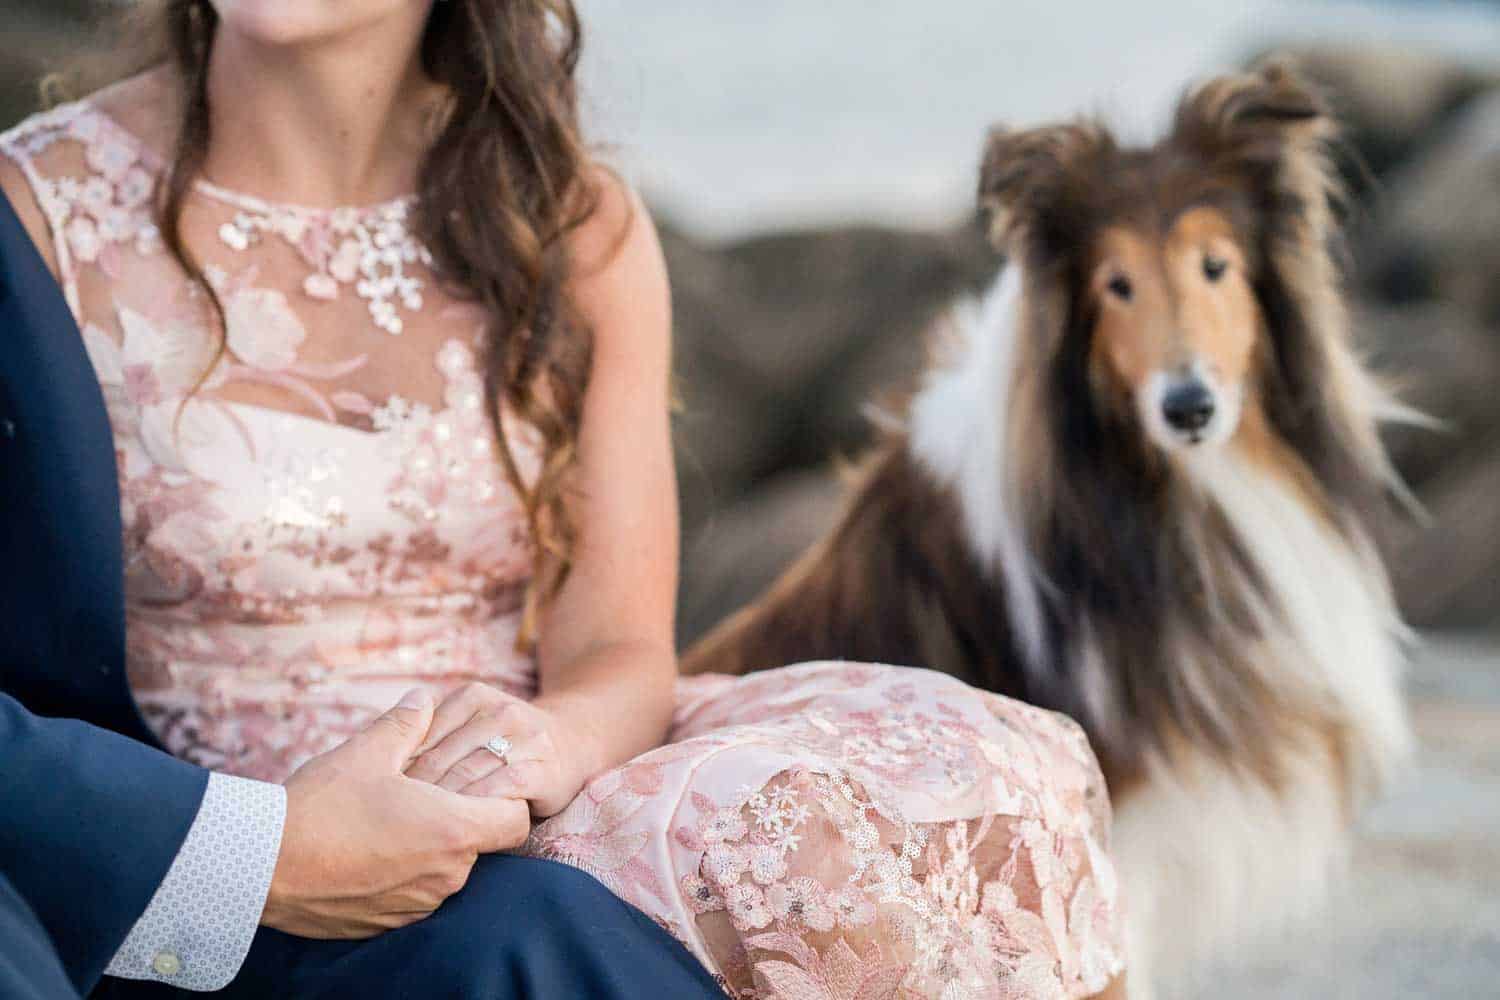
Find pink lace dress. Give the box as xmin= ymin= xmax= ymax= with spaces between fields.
xmin=2 ymin=100 xmax=1123 ymax=999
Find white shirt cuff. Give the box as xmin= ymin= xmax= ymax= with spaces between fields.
xmin=104 ymin=773 xmax=286 ymax=991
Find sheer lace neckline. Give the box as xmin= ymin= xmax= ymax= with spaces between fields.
xmin=46 ymin=100 xmax=435 ymax=336
xmin=85 ymin=101 xmax=419 ymax=219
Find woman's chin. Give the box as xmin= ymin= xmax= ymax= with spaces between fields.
xmin=210 ymin=0 xmax=417 ymax=49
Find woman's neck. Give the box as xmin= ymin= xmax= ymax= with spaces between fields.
xmin=201 ymin=14 xmax=441 ymax=208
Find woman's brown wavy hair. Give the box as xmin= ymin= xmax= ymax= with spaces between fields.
xmin=105 ymin=0 xmax=599 ymax=649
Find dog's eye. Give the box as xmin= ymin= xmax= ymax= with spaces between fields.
xmin=1106 ymin=275 xmax=1133 ymax=301
xmin=1203 ymin=255 xmax=1228 ymax=282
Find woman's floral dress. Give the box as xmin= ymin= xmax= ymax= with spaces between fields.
xmin=1 ymin=100 xmax=1123 ymax=999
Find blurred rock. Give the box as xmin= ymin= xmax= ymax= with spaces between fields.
xmin=1360 ymin=302 xmax=1500 ymax=489
xmin=677 ymin=468 xmax=843 ymax=644
xmin=1365 ymin=92 xmax=1500 ymax=320
xmin=1388 ymin=437 xmax=1500 ymax=630
xmin=666 ymin=218 xmax=997 ymax=538
xmin=1319 ymin=56 xmax=1500 ymax=631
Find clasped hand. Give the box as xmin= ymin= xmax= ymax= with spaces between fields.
xmin=266 ymin=684 xmax=586 ymax=941
xmin=265 ymin=689 xmax=531 ymax=939
xmin=404 ymin=682 xmax=586 ymax=819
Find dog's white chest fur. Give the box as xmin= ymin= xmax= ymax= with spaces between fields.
xmin=1183 ymin=450 xmax=1411 ymax=781
xmin=1115 ymin=452 xmax=1411 ymax=994
xmin=908 ymin=267 xmax=1050 ymax=665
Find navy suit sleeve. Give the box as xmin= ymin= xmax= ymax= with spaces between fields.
xmin=0 ymin=693 xmax=208 ymax=994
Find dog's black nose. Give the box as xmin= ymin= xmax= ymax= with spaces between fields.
xmin=1162 ymin=382 xmax=1215 ymax=433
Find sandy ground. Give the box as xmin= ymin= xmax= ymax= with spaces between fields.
xmin=1167 ymin=632 xmax=1500 ymax=999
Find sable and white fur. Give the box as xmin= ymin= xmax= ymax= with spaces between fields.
xmin=684 ymin=63 xmax=1416 ymax=997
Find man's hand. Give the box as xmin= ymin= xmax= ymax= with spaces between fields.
xmin=260 ymin=689 xmax=531 ymax=939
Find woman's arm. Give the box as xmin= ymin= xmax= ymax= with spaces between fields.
xmin=406 ymin=172 xmax=680 ymax=815
xmin=529 ymin=170 xmax=680 ymax=778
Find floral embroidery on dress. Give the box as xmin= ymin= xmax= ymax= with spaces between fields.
xmin=212 ymin=193 xmax=430 ymax=335
xmin=3 ymin=104 xmax=159 ymax=306
xmin=1 ymin=99 xmax=1125 ymax=999
xmin=528 ymin=665 xmax=1123 ymax=998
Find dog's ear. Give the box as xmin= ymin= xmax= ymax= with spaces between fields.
xmin=978 ymin=122 xmax=1110 ymax=248
xmin=1175 ymin=57 xmax=1344 ymax=251
xmin=1173 ymin=57 xmax=1335 ymax=167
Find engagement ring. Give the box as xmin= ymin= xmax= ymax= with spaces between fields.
xmin=484 ymin=735 xmax=512 ymax=766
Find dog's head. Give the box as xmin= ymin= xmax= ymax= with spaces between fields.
xmin=979 ymin=61 xmax=1346 ymax=459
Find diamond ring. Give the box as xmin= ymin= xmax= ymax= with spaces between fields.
xmin=484 ymin=735 xmax=512 ymax=766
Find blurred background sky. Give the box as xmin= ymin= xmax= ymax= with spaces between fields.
xmin=575 ymin=0 xmax=1500 ymax=238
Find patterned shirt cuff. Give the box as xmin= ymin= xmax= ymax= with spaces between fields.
xmin=105 ymin=773 xmax=286 ymax=991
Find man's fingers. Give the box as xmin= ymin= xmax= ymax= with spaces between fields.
xmin=455 ymin=794 xmax=532 ymax=854
xmin=344 ymin=689 xmax=435 ymax=773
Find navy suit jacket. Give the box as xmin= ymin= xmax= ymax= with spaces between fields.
xmin=0 ymin=190 xmax=209 ymax=994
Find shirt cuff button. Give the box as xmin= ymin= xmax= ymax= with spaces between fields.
xmin=151 ymin=951 xmax=183 ymax=977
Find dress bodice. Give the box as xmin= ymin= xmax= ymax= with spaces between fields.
xmin=1 ymin=99 xmax=543 ymax=778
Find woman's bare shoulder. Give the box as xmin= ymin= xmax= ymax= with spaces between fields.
xmin=567 ymin=167 xmax=668 ymax=334
xmin=0 ymin=67 xmax=177 ymax=279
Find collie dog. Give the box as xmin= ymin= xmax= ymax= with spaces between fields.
xmin=683 ymin=63 xmax=1415 ymax=996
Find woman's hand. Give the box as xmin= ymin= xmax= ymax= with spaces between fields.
xmin=404 ymin=683 xmax=587 ymax=819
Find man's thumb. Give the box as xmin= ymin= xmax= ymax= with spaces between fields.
xmin=457 ymin=794 xmax=532 ymax=855
xmin=347 ymin=688 xmax=435 ymax=772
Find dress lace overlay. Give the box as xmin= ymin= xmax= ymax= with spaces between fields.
xmin=1 ymin=99 xmax=1123 ymax=998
